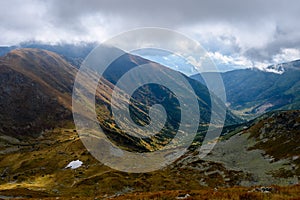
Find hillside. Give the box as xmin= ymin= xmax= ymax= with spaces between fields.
xmin=0 ymin=108 xmax=298 ymax=199
xmin=191 ymin=60 xmax=300 ymax=119
xmin=0 ymin=47 xmax=240 ymax=153
xmin=0 ymin=48 xmax=77 ymax=138
xmin=203 ymin=110 xmax=300 ymax=186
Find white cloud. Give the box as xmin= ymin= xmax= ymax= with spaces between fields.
xmin=252 ymin=62 xmax=269 ymax=71
xmin=272 ymin=48 xmax=300 ymax=63
xmin=207 ymin=52 xmax=233 ymax=65
xmin=1 ymin=0 xmax=300 ymax=72
xmin=207 ymin=51 xmax=252 ymax=69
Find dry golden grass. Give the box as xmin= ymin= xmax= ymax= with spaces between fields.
xmin=0 ymin=185 xmax=298 ymax=200
xmin=0 ymin=120 xmax=299 ymax=199
xmin=111 ymin=185 xmax=300 ymax=200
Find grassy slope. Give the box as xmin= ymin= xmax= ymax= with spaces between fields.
xmin=0 ymin=110 xmax=299 ymax=199
xmin=204 ymin=110 xmax=300 ymax=186
xmin=112 ymin=185 xmax=300 ymax=200
xmin=0 ymin=126 xmax=248 ymax=198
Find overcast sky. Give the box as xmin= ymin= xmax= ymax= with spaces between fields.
xmin=1 ymin=0 xmax=300 ymax=71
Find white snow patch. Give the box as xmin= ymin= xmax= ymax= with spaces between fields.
xmin=264 ymin=64 xmax=285 ymax=74
xmin=65 ymin=160 xmax=83 ymax=169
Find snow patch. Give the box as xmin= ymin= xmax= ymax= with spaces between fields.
xmin=65 ymin=160 xmax=83 ymax=169
xmin=250 ymin=63 xmax=286 ymax=74
xmin=265 ymin=64 xmax=285 ymax=74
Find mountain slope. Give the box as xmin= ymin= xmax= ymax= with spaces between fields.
xmin=0 ymin=48 xmax=151 ymax=153
xmin=0 ymin=48 xmax=77 ymax=138
xmin=203 ymin=110 xmax=300 ymax=185
xmin=0 ymin=110 xmax=298 ymax=198
xmin=104 ymin=52 xmax=238 ymax=120
xmin=191 ymin=60 xmax=300 ymax=118
xmin=0 ymin=48 xmax=239 ymax=152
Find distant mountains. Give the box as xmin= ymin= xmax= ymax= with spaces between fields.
xmin=191 ymin=60 xmax=300 ymax=118
xmin=0 ymin=42 xmax=96 ymax=68
xmin=1 ymin=42 xmax=299 ymax=141
xmin=2 ymin=43 xmax=299 ymax=122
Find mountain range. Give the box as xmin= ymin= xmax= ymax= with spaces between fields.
xmin=0 ymin=47 xmax=240 ymax=153
xmin=0 ymin=44 xmax=299 ymax=199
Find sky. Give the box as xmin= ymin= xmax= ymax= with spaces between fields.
xmin=1 ymin=0 xmax=300 ymax=72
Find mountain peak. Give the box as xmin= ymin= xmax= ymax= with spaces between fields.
xmin=256 ymin=59 xmax=300 ymax=74
xmin=265 ymin=63 xmax=285 ymax=74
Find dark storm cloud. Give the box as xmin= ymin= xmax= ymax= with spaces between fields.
xmin=1 ymin=0 xmax=300 ymax=66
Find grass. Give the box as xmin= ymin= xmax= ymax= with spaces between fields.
xmin=105 ymin=185 xmax=300 ymax=200
xmin=0 ymin=128 xmax=251 ymax=198
xmin=247 ymin=110 xmax=300 ymax=161
xmin=0 ymin=110 xmax=299 ymax=199
xmin=0 ymin=185 xmax=298 ymax=199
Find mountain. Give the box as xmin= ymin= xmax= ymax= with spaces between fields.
xmin=0 ymin=47 xmax=239 ymax=151
xmin=103 ymin=49 xmax=239 ymax=121
xmin=75 ymin=48 xmax=241 ymax=156
xmin=191 ymin=60 xmax=300 ymax=118
xmin=0 ymin=48 xmax=76 ymax=138
xmin=0 ymin=47 xmax=299 ymax=199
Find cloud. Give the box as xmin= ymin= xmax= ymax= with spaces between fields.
xmin=208 ymin=52 xmax=249 ymax=66
xmin=0 ymin=0 xmax=300 ymax=70
xmin=272 ymin=48 xmax=300 ymax=63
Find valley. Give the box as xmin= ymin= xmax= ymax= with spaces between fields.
xmin=0 ymin=46 xmax=299 ymax=199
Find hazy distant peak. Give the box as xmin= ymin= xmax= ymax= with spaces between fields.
xmin=264 ymin=63 xmax=285 ymax=74
xmin=253 ymin=59 xmax=300 ymax=74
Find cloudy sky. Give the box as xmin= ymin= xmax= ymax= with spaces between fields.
xmin=1 ymin=0 xmax=300 ymax=71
